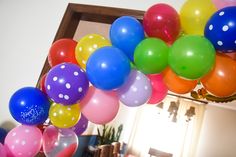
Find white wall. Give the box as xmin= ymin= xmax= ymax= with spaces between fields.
xmin=196 ymin=105 xmax=236 ymax=157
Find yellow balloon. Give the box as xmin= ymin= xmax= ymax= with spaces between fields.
xmin=180 ymin=0 xmax=217 ymax=35
xmin=49 ymin=103 xmax=81 ymax=128
xmin=75 ymin=34 xmax=111 ymax=70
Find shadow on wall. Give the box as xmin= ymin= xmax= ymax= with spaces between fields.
xmin=0 ymin=121 xmax=16 ymax=143
xmin=0 ymin=121 xmax=16 ymax=131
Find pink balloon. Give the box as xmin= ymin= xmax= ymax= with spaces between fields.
xmin=147 ymin=74 xmax=168 ymax=104
xmin=0 ymin=143 xmax=6 ymax=157
xmin=212 ymin=0 xmax=236 ymax=9
xmin=80 ymin=86 xmax=120 ymax=124
xmin=4 ymin=125 xmax=42 ymax=157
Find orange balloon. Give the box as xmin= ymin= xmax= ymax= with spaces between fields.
xmin=162 ymin=67 xmax=198 ymax=94
xmin=201 ymin=53 xmax=236 ymax=97
xmin=224 ymin=52 xmax=236 ymax=61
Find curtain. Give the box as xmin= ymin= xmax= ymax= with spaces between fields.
xmin=126 ymin=96 xmax=206 ymax=157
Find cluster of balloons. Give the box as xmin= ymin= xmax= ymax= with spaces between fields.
xmin=3 ymin=0 xmax=236 ymax=157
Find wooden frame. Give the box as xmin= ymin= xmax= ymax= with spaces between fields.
xmin=36 ymin=3 xmax=144 ymax=87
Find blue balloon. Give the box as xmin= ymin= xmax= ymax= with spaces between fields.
xmin=110 ymin=16 xmax=145 ymax=61
xmin=9 ymin=87 xmax=50 ymax=125
xmin=86 ymin=46 xmax=131 ymax=90
xmin=205 ymin=6 xmax=236 ymax=52
xmin=0 ymin=128 xmax=7 ymax=144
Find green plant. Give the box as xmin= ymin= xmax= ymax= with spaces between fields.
xmin=97 ymin=124 xmax=123 ymax=145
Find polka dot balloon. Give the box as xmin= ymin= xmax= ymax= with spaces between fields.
xmin=117 ymin=70 xmax=152 ymax=107
xmin=205 ymin=6 xmax=236 ymax=52
xmin=0 ymin=143 xmax=6 ymax=157
xmin=45 ymin=63 xmax=89 ymax=105
xmin=4 ymin=125 xmax=42 ymax=157
xmin=49 ymin=103 xmax=81 ymax=128
xmin=70 ymin=113 xmax=88 ymax=135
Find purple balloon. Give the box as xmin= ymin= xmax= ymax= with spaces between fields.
xmin=71 ymin=114 xmax=88 ymax=135
xmin=117 ymin=70 xmax=152 ymax=107
xmin=45 ymin=63 xmax=89 ymax=105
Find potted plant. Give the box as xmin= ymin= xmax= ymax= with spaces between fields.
xmin=97 ymin=124 xmax=123 ymax=145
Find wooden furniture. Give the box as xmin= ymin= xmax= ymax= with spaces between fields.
xmin=82 ymin=146 xmax=101 ymax=157
xmin=98 ymin=144 xmax=114 ymax=157
xmin=83 ymin=143 xmax=122 ymax=157
xmin=148 ymin=148 xmax=173 ymax=157
xmin=112 ymin=142 xmax=121 ymax=157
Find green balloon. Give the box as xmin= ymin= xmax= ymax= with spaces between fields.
xmin=134 ymin=38 xmax=169 ymax=74
xmin=130 ymin=61 xmax=136 ymax=69
xmin=169 ymin=35 xmax=215 ymax=80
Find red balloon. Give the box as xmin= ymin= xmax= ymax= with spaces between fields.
xmin=56 ymin=143 xmax=78 ymax=157
xmin=37 ymin=123 xmax=49 ymax=153
xmin=147 ymin=74 xmax=168 ymax=104
xmin=39 ymin=73 xmax=47 ymax=93
xmin=143 ymin=3 xmax=180 ymax=44
xmin=48 ymin=39 xmax=78 ymax=67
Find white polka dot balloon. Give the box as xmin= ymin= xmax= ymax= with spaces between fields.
xmin=205 ymin=6 xmax=236 ymax=52
xmin=4 ymin=125 xmax=42 ymax=157
xmin=45 ymin=63 xmax=89 ymax=105
xmin=117 ymin=70 xmax=152 ymax=107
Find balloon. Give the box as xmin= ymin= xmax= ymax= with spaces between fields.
xmin=147 ymin=74 xmax=168 ymax=104
xmin=0 ymin=143 xmax=6 ymax=157
xmin=110 ymin=16 xmax=145 ymax=61
xmin=180 ymin=0 xmax=216 ymax=35
xmin=0 ymin=128 xmax=7 ymax=144
xmin=225 ymin=51 xmax=236 ymax=60
xmin=169 ymin=35 xmax=215 ymax=80
xmin=134 ymin=38 xmax=169 ymax=74
xmin=201 ymin=53 xmax=236 ymax=97
xmin=39 ymin=73 xmax=47 ymax=93
xmin=204 ymin=6 xmax=236 ymax=52
xmin=5 ymin=125 xmax=42 ymax=157
xmin=9 ymin=87 xmax=50 ymax=125
xmin=45 ymin=63 xmax=89 ymax=105
xmin=75 ymin=34 xmax=111 ymax=70
xmin=37 ymin=123 xmax=50 ymax=153
xmin=130 ymin=61 xmax=136 ymax=69
xmin=143 ymin=3 xmax=180 ymax=44
xmin=43 ymin=125 xmax=78 ymax=157
xmin=48 ymin=39 xmax=77 ymax=67
xmin=80 ymin=86 xmax=120 ymax=124
xmin=86 ymin=46 xmax=131 ymax=90
xmin=71 ymin=114 xmax=88 ymax=135
xmin=212 ymin=0 xmax=236 ymax=9
xmin=162 ymin=67 xmax=198 ymax=94
xmin=49 ymin=103 xmax=81 ymax=128
xmin=117 ymin=70 xmax=152 ymax=107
